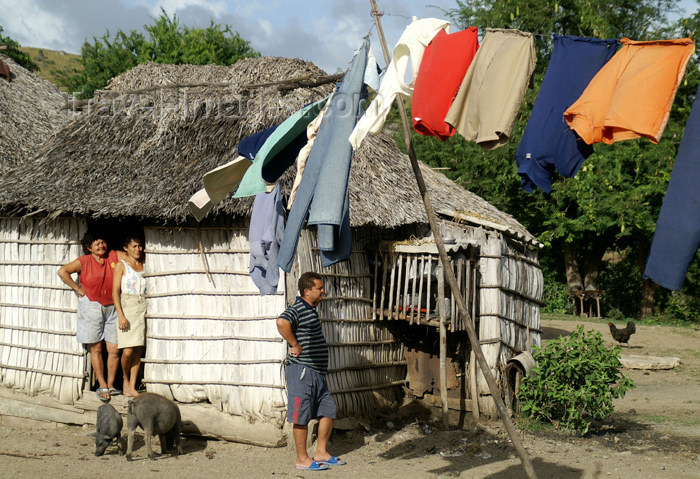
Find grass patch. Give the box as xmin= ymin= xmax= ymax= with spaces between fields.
xmin=642 ymin=414 xmax=669 ymax=424
xmin=677 ymin=415 xmax=700 ymax=427
xmin=516 ymin=414 xmax=556 ymax=433
xmin=541 ymin=313 xmax=699 ymax=329
xmin=642 ymin=413 xmax=700 ymax=427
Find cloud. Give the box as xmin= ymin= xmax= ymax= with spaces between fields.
xmin=151 ymin=0 xmax=228 ymax=17
xmin=0 ymin=0 xmax=71 ymax=50
xmin=0 ymin=0 xmax=154 ymax=52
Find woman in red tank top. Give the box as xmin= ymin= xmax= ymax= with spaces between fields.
xmin=58 ymin=231 xmax=125 ymax=402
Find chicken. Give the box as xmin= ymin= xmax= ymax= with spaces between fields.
xmin=608 ymin=321 xmax=636 ymax=347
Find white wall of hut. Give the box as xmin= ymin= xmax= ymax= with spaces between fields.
xmin=143 ymin=222 xmax=405 ymax=425
xmin=0 ymin=216 xmax=87 ymax=404
xmin=142 ymin=219 xmax=288 ymax=426
xmin=471 ymin=226 xmax=543 ymax=416
xmin=0 ymin=214 xmax=541 ymax=428
xmin=0 ymin=215 xmax=406 ymax=431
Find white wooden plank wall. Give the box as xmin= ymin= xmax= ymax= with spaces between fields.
xmin=477 ymin=232 xmax=542 ymax=415
xmin=296 ymin=230 xmax=405 ymax=417
xmin=0 ymin=217 xmax=87 ymax=404
xmin=142 ymin=221 xmax=287 ymax=425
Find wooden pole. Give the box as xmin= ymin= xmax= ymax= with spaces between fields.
xmin=437 ymin=263 xmax=448 ymax=426
xmin=367 ymin=3 xmax=538 ymax=478
xmin=196 ymin=226 xmax=214 ymax=284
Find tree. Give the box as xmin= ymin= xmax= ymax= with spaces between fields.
xmin=0 ymin=25 xmax=39 ymax=72
xmin=57 ymin=10 xmax=259 ymax=98
xmin=398 ymin=0 xmax=697 ymax=318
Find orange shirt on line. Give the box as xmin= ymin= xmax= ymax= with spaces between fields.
xmin=564 ymin=37 xmax=694 ymax=145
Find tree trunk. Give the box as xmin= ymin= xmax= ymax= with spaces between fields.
xmin=564 ymin=242 xmax=583 ymax=290
xmin=640 ymin=279 xmax=657 ymax=318
xmin=582 ymin=253 xmax=600 ymax=291
xmin=637 ymin=246 xmax=656 ymax=318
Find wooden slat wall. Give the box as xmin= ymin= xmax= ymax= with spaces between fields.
xmin=142 ymin=218 xmax=287 ymax=426
xmin=372 ymin=246 xmax=477 ymax=331
xmin=0 ymin=216 xmax=87 ymax=404
xmin=476 ymin=230 xmax=543 ymax=417
xmin=295 ymin=229 xmax=405 ymax=418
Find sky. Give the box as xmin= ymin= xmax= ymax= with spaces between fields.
xmin=1 ymin=0 xmax=698 ymax=74
xmin=0 ymin=0 xmax=455 ymax=73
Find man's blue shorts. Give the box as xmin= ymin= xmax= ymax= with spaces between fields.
xmin=285 ymin=363 xmax=337 ymax=425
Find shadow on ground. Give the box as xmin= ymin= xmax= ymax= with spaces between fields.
xmin=120 ymin=426 xmax=208 ymax=461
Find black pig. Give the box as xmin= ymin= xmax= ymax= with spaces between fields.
xmin=94 ymin=403 xmax=123 ymax=456
xmin=126 ymin=392 xmax=182 ymax=461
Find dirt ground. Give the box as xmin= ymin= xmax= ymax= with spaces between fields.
xmin=1 ymin=318 xmax=699 ymax=478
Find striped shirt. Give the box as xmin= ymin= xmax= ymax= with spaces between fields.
xmin=280 ymin=297 xmax=328 ymax=374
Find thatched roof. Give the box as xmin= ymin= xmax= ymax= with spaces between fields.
xmin=0 ymin=57 xmax=535 ymax=243
xmin=0 ymin=55 xmax=72 ymax=174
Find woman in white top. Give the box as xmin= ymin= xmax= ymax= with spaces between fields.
xmin=112 ymin=235 xmax=146 ymax=397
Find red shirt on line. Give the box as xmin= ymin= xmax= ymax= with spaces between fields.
xmin=412 ymin=27 xmax=480 ymax=140
xmin=78 ymin=250 xmax=119 ymax=306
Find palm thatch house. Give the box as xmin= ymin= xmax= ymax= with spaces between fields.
xmin=0 ymin=54 xmax=72 ymax=173
xmin=0 ymin=55 xmax=542 ymax=444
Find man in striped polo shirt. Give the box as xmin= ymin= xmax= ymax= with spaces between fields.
xmin=276 ymin=271 xmax=346 ymax=471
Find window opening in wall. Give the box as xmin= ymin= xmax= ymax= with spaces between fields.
xmin=370 ymin=242 xmax=479 ymax=332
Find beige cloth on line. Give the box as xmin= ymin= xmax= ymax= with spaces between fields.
xmin=288 ymin=92 xmax=334 ymax=207
xmin=187 ymin=188 xmax=214 ymax=222
xmin=187 ymin=155 xmax=252 ymax=221
xmin=445 ymin=28 xmax=536 ymax=150
xmin=117 ymin=293 xmax=146 ymax=348
xmin=203 ymin=155 xmax=251 ymax=203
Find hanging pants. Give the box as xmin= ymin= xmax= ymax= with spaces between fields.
xmin=644 ymin=84 xmax=700 ymax=290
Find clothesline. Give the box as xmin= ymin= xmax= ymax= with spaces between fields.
xmin=352 ymin=18 xmax=699 ymax=292
xmin=375 ymin=10 xmax=697 ymax=48
xmin=188 ymin=15 xmax=699 ymax=294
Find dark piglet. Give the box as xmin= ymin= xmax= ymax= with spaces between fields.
xmin=126 ymin=392 xmax=182 ymax=461
xmin=94 ymin=403 xmax=123 ymax=456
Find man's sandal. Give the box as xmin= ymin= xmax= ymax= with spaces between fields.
xmin=315 ymin=456 xmax=346 ymax=466
xmin=296 ymin=461 xmax=329 ymax=471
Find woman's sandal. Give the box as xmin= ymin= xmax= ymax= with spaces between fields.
xmin=96 ymin=388 xmax=111 ymax=402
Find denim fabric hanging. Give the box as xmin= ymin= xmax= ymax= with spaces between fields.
xmin=277 ymin=39 xmax=370 ymax=272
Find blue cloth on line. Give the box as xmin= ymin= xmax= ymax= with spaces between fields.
xmin=516 ymin=35 xmax=618 ymax=193
xmin=235 ymin=99 xmax=326 ymax=198
xmin=238 ymin=126 xmax=277 ymax=161
xmin=644 ymin=84 xmax=700 ymax=290
xmin=249 ymin=184 xmax=285 ymax=295
xmin=236 ymin=124 xmax=311 ymax=188
xmin=277 ymin=39 xmax=369 ymax=272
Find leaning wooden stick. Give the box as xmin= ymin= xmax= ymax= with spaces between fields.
xmin=368 ymin=2 xmax=538 ymax=478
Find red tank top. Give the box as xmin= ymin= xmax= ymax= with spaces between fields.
xmin=78 ymin=250 xmax=118 ymax=306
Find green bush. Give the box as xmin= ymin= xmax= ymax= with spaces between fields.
xmin=541 ymin=279 xmax=572 ymax=314
xmin=0 ymin=26 xmax=39 ymax=71
xmin=658 ymin=291 xmax=700 ymax=323
xmin=606 ymin=308 xmax=626 ymax=322
xmin=518 ymin=325 xmax=634 ymax=435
